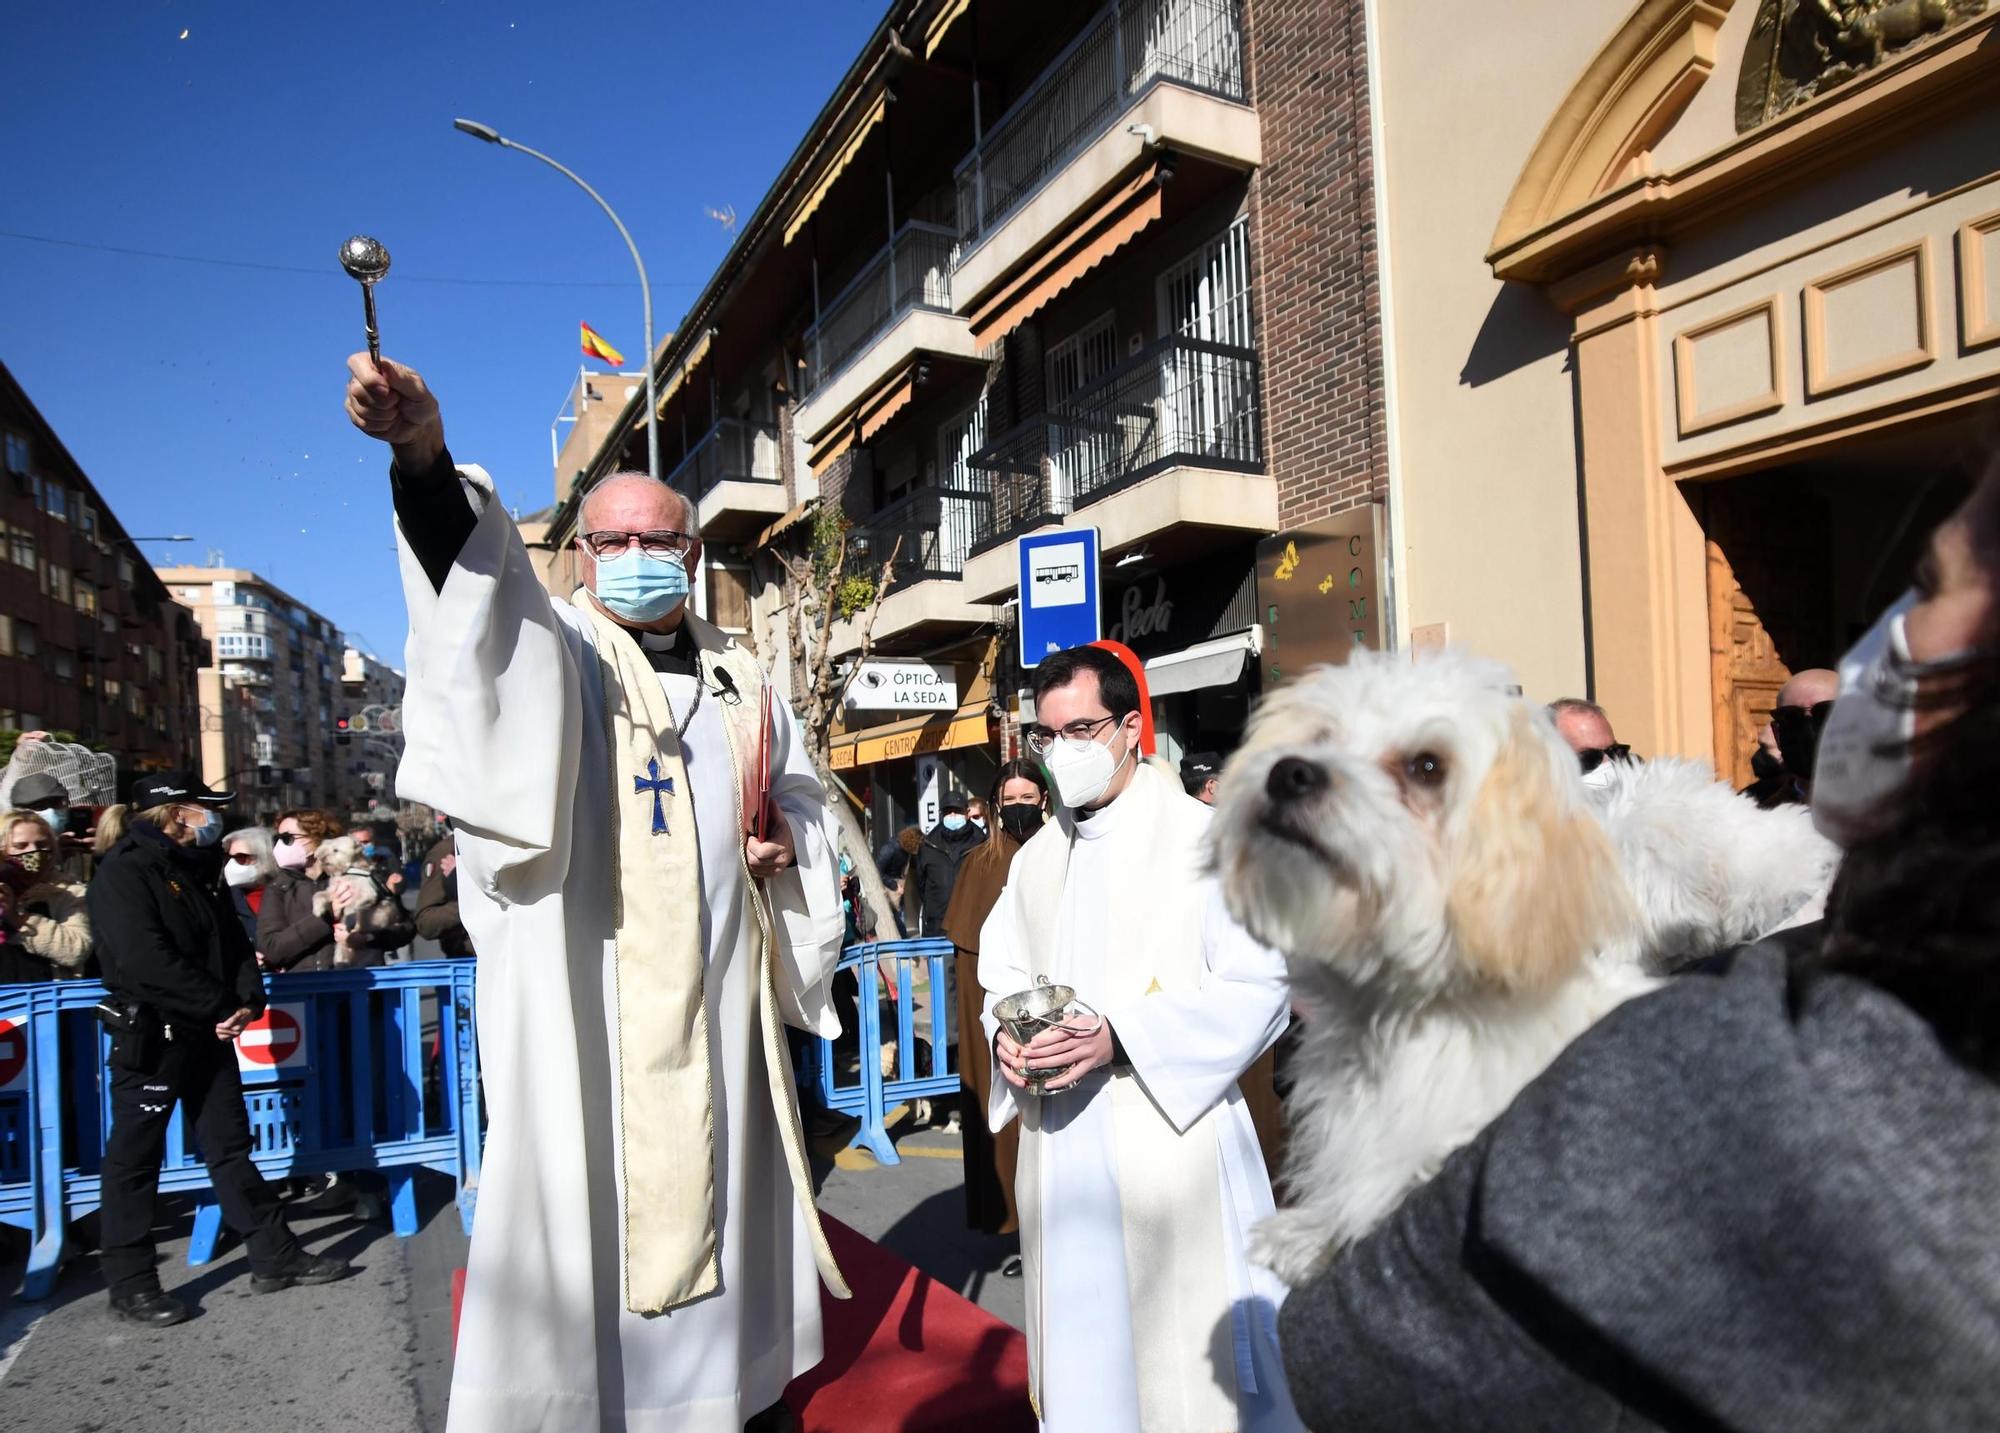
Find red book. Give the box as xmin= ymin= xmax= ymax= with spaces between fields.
xmin=744 ymin=683 xmax=775 ymax=841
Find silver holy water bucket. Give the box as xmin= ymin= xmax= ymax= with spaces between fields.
xmin=993 ymin=976 xmax=1102 ymax=1095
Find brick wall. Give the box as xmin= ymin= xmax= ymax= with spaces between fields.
xmin=1244 ymin=0 xmax=1389 ymax=527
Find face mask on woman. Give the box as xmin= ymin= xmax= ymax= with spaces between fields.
xmin=12 ymin=849 xmax=48 ymax=876
xmin=593 ymin=549 xmax=690 ymax=624
xmin=35 ymin=807 xmax=67 ymax=836
xmin=274 ymin=837 xmax=312 ymax=871
xmin=999 ymin=804 xmax=1043 ymax=842
xmin=224 ymin=860 xmax=262 ymax=889
xmin=1813 ymin=592 xmax=1979 ymax=847
xmin=1044 ymin=725 xmax=1132 ymax=810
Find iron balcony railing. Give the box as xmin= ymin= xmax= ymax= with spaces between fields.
xmin=847 ymin=484 xmax=991 ymax=595
xmin=954 ymin=0 xmax=1247 ymax=247
xmin=665 ymin=417 xmax=782 ymax=501
xmin=967 ymin=333 xmax=1261 ymax=551
xmin=800 ymin=222 xmax=959 ymax=400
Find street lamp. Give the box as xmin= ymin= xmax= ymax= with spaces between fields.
xmin=453 ymin=117 xmax=659 ymax=482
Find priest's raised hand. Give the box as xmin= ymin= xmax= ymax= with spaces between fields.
xmin=355 ymin=353 xmax=851 ymax=1433
xmin=344 ymin=352 xmax=442 ymax=470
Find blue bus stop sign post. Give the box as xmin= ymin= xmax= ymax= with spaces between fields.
xmin=1017 ymin=527 xmax=1101 ymax=668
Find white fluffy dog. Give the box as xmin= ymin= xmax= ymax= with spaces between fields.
xmin=1211 ymin=647 xmax=1835 ymax=1285
xmin=310 ymin=836 xmax=405 ymax=965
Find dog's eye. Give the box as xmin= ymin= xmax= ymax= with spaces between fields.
xmin=1403 ymin=751 xmax=1447 ymax=788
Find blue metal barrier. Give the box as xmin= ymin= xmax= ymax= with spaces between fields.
xmin=815 ymin=938 xmax=958 ymax=1165
xmin=0 ymin=960 xmax=481 ymax=1299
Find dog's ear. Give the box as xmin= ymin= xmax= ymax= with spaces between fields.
xmin=1446 ymin=707 xmax=1635 ymax=992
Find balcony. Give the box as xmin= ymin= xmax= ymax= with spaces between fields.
xmin=961 ymin=335 xmax=1275 ymax=600
xmin=949 ymin=0 xmax=1258 ymax=325
xmin=665 ymin=418 xmax=787 ymax=539
xmin=830 ymin=485 xmax=994 ymax=654
xmin=793 ymin=223 xmax=984 ymax=447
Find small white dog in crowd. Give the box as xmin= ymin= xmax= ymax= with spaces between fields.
xmin=1210 ymin=647 xmax=1832 ymax=1285
xmin=310 ymin=836 xmax=404 ymax=966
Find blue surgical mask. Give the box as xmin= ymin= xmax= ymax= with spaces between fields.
xmin=838 ymin=853 xmax=855 ymax=877
xmin=191 ymin=808 xmax=223 ymax=847
xmin=34 ymin=807 xmax=67 ymax=836
xmin=593 ymin=548 xmax=690 ymax=623
xmin=941 ymin=814 xmax=968 ymax=833
xmin=362 ymin=843 xmax=384 ymax=860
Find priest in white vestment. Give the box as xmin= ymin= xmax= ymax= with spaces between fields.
xmin=346 ymin=354 xmax=848 ymax=1433
xmin=979 ymin=646 xmax=1303 ymax=1432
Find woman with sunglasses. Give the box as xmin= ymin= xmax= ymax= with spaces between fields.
xmin=257 ymin=809 xmax=344 ymax=973
xmin=221 ymin=826 xmax=279 ymax=953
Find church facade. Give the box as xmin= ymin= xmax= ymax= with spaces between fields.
xmin=1372 ymin=0 xmax=2000 ymax=782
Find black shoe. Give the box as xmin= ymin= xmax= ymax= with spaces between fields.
xmin=108 ymin=1289 xmax=190 ymax=1327
xmin=250 ymin=1251 xmax=353 ymax=1294
xmin=1000 ymin=1254 xmax=1023 ymax=1278
xmin=744 ymin=1399 xmax=797 ymax=1433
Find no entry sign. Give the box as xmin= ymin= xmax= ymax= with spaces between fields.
xmin=235 ymin=1004 xmax=306 ymax=1071
xmin=0 ymin=1018 xmax=24 ymax=1091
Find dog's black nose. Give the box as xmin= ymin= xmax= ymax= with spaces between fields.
xmin=1266 ymin=757 xmax=1328 ymax=803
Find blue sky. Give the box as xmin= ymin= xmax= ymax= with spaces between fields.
xmin=0 ymin=1 xmax=880 ymax=661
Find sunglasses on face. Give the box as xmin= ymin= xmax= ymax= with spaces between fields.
xmin=227 ymin=852 xmax=258 ymax=865
xmin=1576 ymin=743 xmax=1632 ymax=774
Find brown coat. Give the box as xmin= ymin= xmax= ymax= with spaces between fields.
xmin=941 ymin=833 xmax=1024 ymax=1235
xmin=258 ymin=866 xmax=412 ymax=971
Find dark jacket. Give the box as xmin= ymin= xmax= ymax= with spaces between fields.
xmin=258 ymin=866 xmax=411 ymax=971
xmin=413 ymin=835 xmax=473 ymax=957
xmin=87 ymin=825 xmax=262 ymax=1026
xmin=912 ymin=821 xmax=984 ymax=935
xmin=1277 ymin=935 xmax=2000 ymax=1432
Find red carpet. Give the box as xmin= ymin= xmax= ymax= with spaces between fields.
xmin=784 ymin=1216 xmax=1035 ymax=1433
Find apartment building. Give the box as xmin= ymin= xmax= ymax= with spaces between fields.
xmin=157 ymin=566 xmax=345 ymax=817
xmin=0 ymin=363 xmax=209 ymax=779
xmin=339 ymin=645 xmax=406 ymax=815
xmin=538 ymin=0 xmax=1392 ymax=838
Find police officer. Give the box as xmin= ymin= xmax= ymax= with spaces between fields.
xmin=88 ymin=772 xmax=350 ymax=1327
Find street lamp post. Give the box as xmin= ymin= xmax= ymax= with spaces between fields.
xmin=452 ymin=118 xmax=659 ymax=482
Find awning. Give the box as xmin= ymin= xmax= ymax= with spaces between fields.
xmin=830 ymin=705 xmax=992 ymax=771
xmin=967 ymin=163 xmax=1166 ymax=346
xmin=653 ymin=329 xmax=714 ymax=417
xmin=856 ymin=363 xmax=918 ymax=444
xmin=754 ymin=498 xmax=817 ymax=551
xmin=808 ymin=423 xmax=857 ymax=477
xmin=925 ymin=0 xmax=971 ymax=58
xmin=783 ymin=94 xmax=886 ymax=247
xmin=1144 ymin=628 xmax=1261 ymax=698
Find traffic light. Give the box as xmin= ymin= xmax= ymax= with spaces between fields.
xmin=337 ymin=715 xmax=352 ymax=747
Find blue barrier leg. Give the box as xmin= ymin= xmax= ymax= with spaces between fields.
xmin=853 ymin=954 xmax=898 ymax=1165
xmin=187 ymin=1200 xmax=223 ymax=1266
xmin=23 ymin=1002 xmax=66 ymax=1300
xmin=386 ymin=1168 xmax=418 ymax=1238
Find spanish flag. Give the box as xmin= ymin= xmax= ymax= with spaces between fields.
xmin=580 ymin=322 xmax=626 ymax=367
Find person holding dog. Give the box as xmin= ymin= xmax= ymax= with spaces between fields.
xmin=259 ymin=808 xmax=410 ymax=971
xmin=979 ymin=644 xmax=1299 ymax=1432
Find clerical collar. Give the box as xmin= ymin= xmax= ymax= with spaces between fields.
xmin=637 ymin=623 xmax=698 ymax=676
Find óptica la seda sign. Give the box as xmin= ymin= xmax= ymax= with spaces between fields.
xmin=841 ymin=659 xmax=960 ymax=712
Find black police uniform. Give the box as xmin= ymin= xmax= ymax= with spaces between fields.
xmin=88 ymin=822 xmax=302 ymax=1299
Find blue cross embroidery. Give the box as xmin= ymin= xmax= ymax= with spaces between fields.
xmin=633 ymin=758 xmax=675 ymax=835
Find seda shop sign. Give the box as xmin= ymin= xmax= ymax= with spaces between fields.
xmin=1103 ymin=548 xmax=1258 ymax=660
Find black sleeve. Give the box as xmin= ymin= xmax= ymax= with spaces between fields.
xmin=391 ymin=443 xmax=477 ymax=593
xmin=86 ymin=861 xmax=238 ymax=1026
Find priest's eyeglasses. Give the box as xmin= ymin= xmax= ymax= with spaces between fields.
xmin=1024 ymin=715 xmax=1119 ymax=756
xmin=578 ymin=529 xmax=695 ymax=559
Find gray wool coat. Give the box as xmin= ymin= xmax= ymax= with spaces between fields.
xmin=1276 ymin=936 xmax=2000 ymax=1432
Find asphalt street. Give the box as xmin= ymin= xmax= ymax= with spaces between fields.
xmin=0 ymin=1102 xmax=1013 ymax=1432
